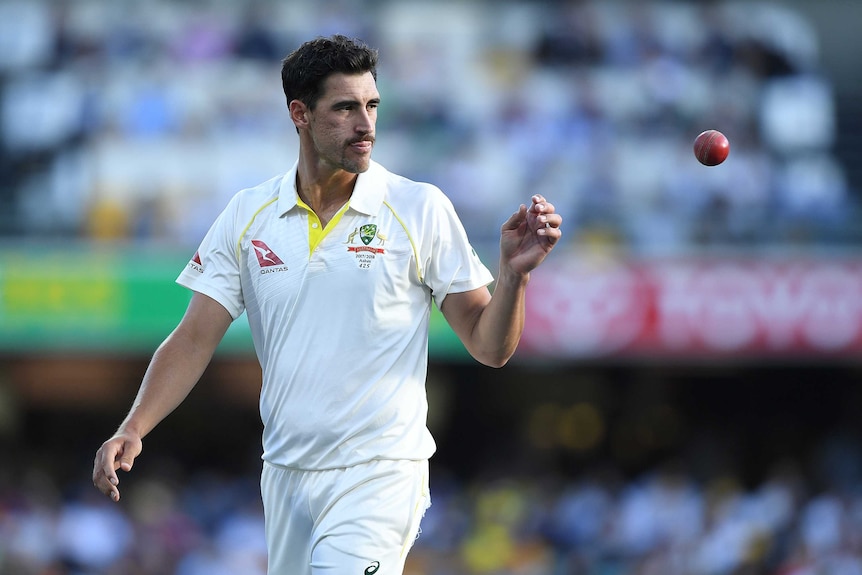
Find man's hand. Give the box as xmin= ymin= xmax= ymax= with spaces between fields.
xmin=93 ymin=431 xmax=142 ymax=502
xmin=499 ymin=194 xmax=562 ymax=277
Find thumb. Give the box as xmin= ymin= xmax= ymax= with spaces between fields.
xmin=501 ymin=204 xmax=527 ymax=232
xmin=118 ymin=438 xmax=142 ymax=472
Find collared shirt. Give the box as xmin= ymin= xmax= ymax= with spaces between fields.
xmin=177 ymin=160 xmax=493 ymax=469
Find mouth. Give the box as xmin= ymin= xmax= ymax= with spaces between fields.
xmin=349 ymin=139 xmax=374 ymax=153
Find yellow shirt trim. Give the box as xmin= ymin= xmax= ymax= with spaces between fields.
xmin=296 ymin=196 xmax=351 ymax=258
xmin=236 ymin=197 xmax=280 ymax=260
xmin=383 ymin=200 xmax=423 ymax=283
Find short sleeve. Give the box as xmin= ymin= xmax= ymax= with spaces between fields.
xmin=175 ymin=195 xmax=246 ymax=319
xmin=421 ymin=189 xmax=494 ymax=309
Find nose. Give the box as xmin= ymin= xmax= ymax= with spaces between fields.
xmin=355 ymin=108 xmax=375 ymax=134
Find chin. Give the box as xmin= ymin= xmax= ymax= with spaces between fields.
xmin=344 ymin=158 xmax=372 ymax=174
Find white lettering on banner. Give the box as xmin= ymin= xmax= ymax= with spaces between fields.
xmin=524 ymin=256 xmax=862 ymax=357
xmin=524 ymin=260 xmax=647 ymax=356
xmin=750 ymin=267 xmax=805 ymax=349
xmin=658 ymin=263 xmax=761 ymax=351
xmin=654 ymin=264 xmax=698 ymax=350
xmin=797 ymin=266 xmax=862 ymax=349
xmin=653 ymin=260 xmax=862 ymax=352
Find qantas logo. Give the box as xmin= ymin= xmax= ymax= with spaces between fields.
xmin=188 ymin=251 xmax=204 ymax=273
xmin=251 ymin=240 xmax=287 ymax=273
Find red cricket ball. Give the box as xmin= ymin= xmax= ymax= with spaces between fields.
xmin=693 ymin=130 xmax=730 ymax=166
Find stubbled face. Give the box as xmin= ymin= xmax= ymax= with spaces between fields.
xmin=306 ymin=71 xmax=379 ymax=174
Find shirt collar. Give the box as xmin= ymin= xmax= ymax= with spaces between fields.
xmin=276 ymin=160 xmax=386 ymax=217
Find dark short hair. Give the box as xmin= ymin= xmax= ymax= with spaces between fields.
xmin=281 ymin=35 xmax=378 ymax=110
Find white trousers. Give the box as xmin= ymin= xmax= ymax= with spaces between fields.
xmin=260 ymin=458 xmax=430 ymax=575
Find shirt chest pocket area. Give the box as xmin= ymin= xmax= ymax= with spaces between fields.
xmin=342 ymin=223 xmax=419 ymax=283
xmin=243 ymin=243 xmax=306 ymax=308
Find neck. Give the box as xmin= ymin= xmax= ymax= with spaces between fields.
xmin=295 ymin=160 xmax=357 ymax=227
xmin=296 ymin=171 xmax=356 ymax=209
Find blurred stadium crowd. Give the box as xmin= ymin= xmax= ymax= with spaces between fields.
xmin=4 ymin=454 xmax=862 ymax=575
xmin=0 ymin=0 xmax=857 ymax=252
xmin=2 ymin=0 xmax=862 ymax=574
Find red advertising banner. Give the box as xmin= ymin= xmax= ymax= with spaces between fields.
xmin=521 ymin=255 xmax=862 ymax=359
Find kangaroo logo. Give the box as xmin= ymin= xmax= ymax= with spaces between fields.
xmin=251 ymin=240 xmax=284 ymax=267
xmin=364 ymin=561 xmax=380 ymax=575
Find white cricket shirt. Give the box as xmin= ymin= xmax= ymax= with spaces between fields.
xmin=177 ymin=160 xmax=493 ymax=469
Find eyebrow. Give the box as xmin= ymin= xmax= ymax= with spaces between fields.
xmin=331 ymin=97 xmax=381 ymax=109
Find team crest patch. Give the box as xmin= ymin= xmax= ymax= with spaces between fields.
xmin=345 ymin=224 xmax=386 ymax=269
xmin=360 ymin=224 xmax=377 ymax=245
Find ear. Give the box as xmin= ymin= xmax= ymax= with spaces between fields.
xmin=288 ymin=100 xmax=309 ymax=129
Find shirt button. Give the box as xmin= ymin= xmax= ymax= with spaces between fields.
xmin=311 ymin=223 xmax=319 ymax=229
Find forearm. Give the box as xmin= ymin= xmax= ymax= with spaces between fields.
xmin=118 ymin=327 xmax=214 ymax=438
xmin=466 ymin=266 xmax=530 ymax=367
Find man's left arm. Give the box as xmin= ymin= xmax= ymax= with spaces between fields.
xmin=441 ymin=195 xmax=561 ymax=367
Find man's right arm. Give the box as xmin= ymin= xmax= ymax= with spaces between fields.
xmin=92 ymin=292 xmax=233 ymax=502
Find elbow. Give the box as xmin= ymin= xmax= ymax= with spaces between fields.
xmin=474 ymin=349 xmax=515 ymax=369
xmin=466 ymin=334 xmax=521 ymax=368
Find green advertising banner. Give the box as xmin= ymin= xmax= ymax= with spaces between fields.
xmin=0 ymin=244 xmax=468 ymax=358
